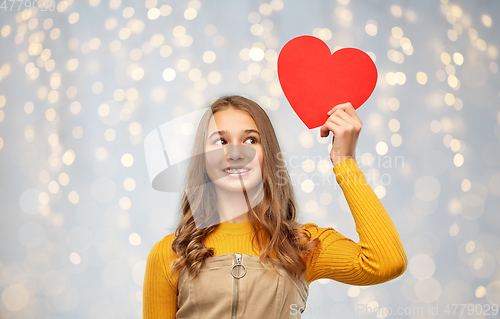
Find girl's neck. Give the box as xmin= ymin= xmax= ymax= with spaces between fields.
xmin=215 ymin=185 xmax=251 ymax=223
xmin=214 ymin=183 xmax=263 ymax=224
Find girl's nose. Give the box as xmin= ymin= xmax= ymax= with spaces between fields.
xmin=224 ymin=144 xmax=245 ymax=161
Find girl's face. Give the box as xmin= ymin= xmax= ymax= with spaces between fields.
xmin=204 ymin=108 xmax=264 ymax=193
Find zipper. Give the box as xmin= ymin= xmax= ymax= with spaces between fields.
xmin=231 ymin=253 xmax=246 ymax=319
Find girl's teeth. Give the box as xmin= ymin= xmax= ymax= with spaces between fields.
xmin=226 ymin=169 xmax=249 ymax=173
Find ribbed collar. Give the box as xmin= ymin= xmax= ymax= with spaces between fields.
xmin=216 ymin=219 xmax=253 ymax=234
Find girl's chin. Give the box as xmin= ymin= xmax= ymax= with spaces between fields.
xmin=214 ymin=180 xmax=262 ymax=193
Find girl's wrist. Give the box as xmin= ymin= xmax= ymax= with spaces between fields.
xmin=331 ymin=155 xmax=354 ymax=167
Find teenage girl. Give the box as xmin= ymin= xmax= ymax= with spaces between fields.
xmin=143 ymin=95 xmax=407 ymax=318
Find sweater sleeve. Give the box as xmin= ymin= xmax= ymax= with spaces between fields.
xmin=303 ymin=158 xmax=407 ymax=286
xmin=143 ymin=234 xmax=178 ymax=319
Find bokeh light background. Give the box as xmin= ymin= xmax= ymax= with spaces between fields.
xmin=1 ymin=0 xmax=500 ymax=318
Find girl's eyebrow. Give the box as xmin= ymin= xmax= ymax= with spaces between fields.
xmin=208 ymin=129 xmax=260 ymax=139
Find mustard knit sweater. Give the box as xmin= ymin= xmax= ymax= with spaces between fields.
xmin=143 ymin=158 xmax=408 ymax=318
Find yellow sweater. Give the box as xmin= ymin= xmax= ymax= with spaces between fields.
xmin=143 ymin=158 xmax=408 ymax=318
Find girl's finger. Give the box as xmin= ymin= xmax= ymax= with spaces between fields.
xmin=332 ymin=109 xmax=361 ymax=129
xmin=327 ymin=103 xmax=362 ymax=125
xmin=341 ymin=105 xmax=363 ymax=126
xmin=326 ymin=102 xmax=351 ymax=115
xmin=320 ymin=120 xmax=340 ymax=138
xmin=327 ymin=113 xmax=351 ymax=128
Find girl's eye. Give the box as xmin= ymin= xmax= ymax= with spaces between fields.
xmin=213 ymin=137 xmax=259 ymax=145
xmin=214 ymin=138 xmax=224 ymax=145
xmin=245 ymin=137 xmax=258 ymax=144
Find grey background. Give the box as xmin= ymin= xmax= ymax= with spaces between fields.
xmin=1 ymin=0 xmax=499 ymax=318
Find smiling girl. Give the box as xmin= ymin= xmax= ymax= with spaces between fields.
xmin=143 ymin=95 xmax=407 ymax=319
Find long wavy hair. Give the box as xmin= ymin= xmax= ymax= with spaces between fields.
xmin=170 ymin=95 xmax=320 ymax=281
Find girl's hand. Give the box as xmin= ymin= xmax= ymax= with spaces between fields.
xmin=319 ymin=102 xmax=363 ymax=167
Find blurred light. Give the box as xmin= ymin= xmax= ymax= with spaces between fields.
xmin=176 ymin=59 xmax=191 ymax=71
xmin=248 ymin=12 xmax=261 ymax=23
xmin=203 ymin=50 xmax=216 ymax=63
xmin=390 ymin=5 xmax=402 ymax=17
xmin=129 ymin=233 xmax=141 ymax=246
xmin=212 ymin=35 xmax=225 ymax=46
xmin=1 ymin=25 xmax=11 ymax=37
xmin=391 ymin=27 xmax=403 ymax=39
xmin=147 ymin=8 xmax=161 ymax=20
xmin=204 ymin=24 xmax=217 ymax=36
xmin=391 ymin=134 xmax=402 ymax=147
xmin=160 ymin=45 xmax=172 ymax=57
xmin=305 ymin=200 xmax=318 ymax=213
xmin=465 ymin=240 xmax=475 ymax=253
xmin=40 ymin=271 xmax=66 ymax=296
xmin=445 ymin=64 xmax=456 ymax=75
xmin=388 ymin=97 xmax=400 ymax=110
xmin=441 ymin=52 xmax=451 ymax=64
xmin=248 ymin=63 xmax=261 ymax=75
xmin=160 ymin=5 xmax=172 ymax=16
xmin=415 ymin=277 xmax=441 ymax=302
xmin=301 ymin=179 xmax=314 ymax=193
xmin=450 ymin=139 xmax=461 ymax=152
xmin=92 ymin=81 xmax=103 ymax=94
xmin=121 ymin=153 xmax=134 ymax=167
xmin=68 ymin=12 xmax=79 ymax=24
xmin=62 ymin=150 xmax=75 ymax=165
xmin=415 ymin=176 xmax=441 ymax=201
xmin=449 ymin=224 xmax=459 ymax=236
xmin=122 ymin=7 xmax=134 ymax=19
xmin=299 ymin=131 xmax=314 ymax=148
xmin=376 ymin=142 xmax=388 ymax=155
xmin=239 ymin=71 xmax=251 ymax=83
xmin=461 ymin=179 xmax=471 ymax=192
xmin=347 ymin=286 xmax=360 ymax=297
xmin=409 ymin=254 xmax=435 ymax=280
xmin=259 ymin=3 xmax=273 ymax=15
xmin=416 ymin=72 xmax=427 ymax=84
xmin=249 ymin=47 xmax=265 ymax=61
xmin=72 ymin=126 xmax=83 ymax=139
xmin=207 ymin=71 xmax=221 ymax=84
xmin=475 ymin=285 xmax=486 ymax=298
xmin=318 ymin=28 xmax=332 ymax=40
xmin=374 ymin=185 xmax=386 ymax=198
xmin=123 ymin=178 xmax=136 ymax=191
xmin=95 ymin=147 xmax=108 ymax=161
xmin=453 ymin=153 xmax=464 ymax=167
xmin=163 ymin=68 xmax=176 ymax=81
xmin=365 ymin=20 xmax=378 ymax=36
xmin=69 ymin=252 xmax=81 ymax=265
xmin=58 ymin=173 xmax=69 ymax=186
xmin=1 ymin=285 xmax=30 ymax=311
xmin=118 ymin=197 xmax=132 ymax=210
xmin=404 ymin=9 xmax=417 ymax=22
xmin=482 ymin=14 xmax=492 ymax=27
xmin=447 ymin=29 xmax=458 ymax=41
xmin=251 ymin=24 xmax=264 ymax=36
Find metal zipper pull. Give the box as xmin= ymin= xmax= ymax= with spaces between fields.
xmin=231 ymin=253 xmax=246 ymax=279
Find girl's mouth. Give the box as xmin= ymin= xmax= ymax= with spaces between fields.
xmin=222 ymin=168 xmax=251 ymax=177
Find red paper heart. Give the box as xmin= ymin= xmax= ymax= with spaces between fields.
xmin=277 ymin=35 xmax=377 ymax=129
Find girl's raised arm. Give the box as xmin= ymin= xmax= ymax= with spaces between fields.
xmin=304 ymin=102 xmax=407 ymax=285
xmin=304 ymin=158 xmax=407 ymax=285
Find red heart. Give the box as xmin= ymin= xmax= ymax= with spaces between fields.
xmin=277 ymin=35 xmax=377 ymax=129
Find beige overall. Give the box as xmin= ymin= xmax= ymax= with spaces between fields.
xmin=176 ymin=253 xmax=309 ymax=319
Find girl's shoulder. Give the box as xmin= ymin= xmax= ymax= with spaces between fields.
xmin=147 ymin=232 xmax=178 ymax=262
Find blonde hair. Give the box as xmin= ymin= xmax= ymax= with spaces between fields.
xmin=170 ymin=95 xmax=320 ymax=281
